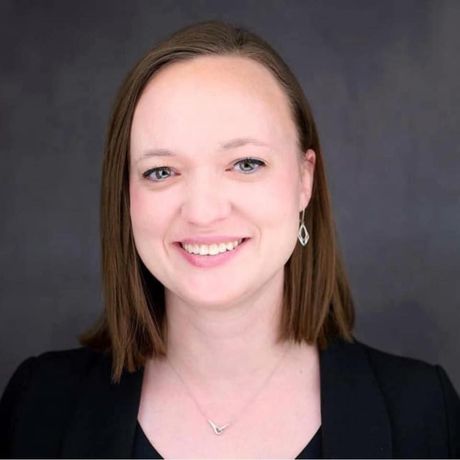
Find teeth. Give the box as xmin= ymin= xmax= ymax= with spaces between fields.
xmin=181 ymin=239 xmax=243 ymax=256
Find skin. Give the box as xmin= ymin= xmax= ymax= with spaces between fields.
xmin=129 ymin=55 xmax=316 ymax=403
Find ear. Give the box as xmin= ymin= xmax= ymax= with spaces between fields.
xmin=298 ymin=149 xmax=316 ymax=212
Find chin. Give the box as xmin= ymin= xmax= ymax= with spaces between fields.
xmin=173 ymin=281 xmax=251 ymax=310
xmin=185 ymin=291 xmax=242 ymax=309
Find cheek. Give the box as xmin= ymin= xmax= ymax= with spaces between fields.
xmin=250 ymin=167 xmax=299 ymax=221
xmin=129 ymin=182 xmax=166 ymax=241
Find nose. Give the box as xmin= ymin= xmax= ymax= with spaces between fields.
xmin=181 ymin=170 xmax=231 ymax=226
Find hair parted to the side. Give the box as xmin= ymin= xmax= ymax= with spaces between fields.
xmin=79 ymin=20 xmax=355 ymax=383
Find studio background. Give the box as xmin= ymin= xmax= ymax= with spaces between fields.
xmin=1 ymin=0 xmax=459 ymax=394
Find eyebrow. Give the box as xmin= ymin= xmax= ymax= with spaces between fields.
xmin=136 ymin=137 xmax=269 ymax=163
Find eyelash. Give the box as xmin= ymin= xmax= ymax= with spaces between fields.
xmin=142 ymin=157 xmax=266 ymax=182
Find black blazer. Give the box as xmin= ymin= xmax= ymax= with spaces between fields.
xmin=1 ymin=337 xmax=459 ymax=459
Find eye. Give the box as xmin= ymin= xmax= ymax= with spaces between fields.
xmin=233 ymin=157 xmax=266 ymax=174
xmin=142 ymin=167 xmax=175 ymax=182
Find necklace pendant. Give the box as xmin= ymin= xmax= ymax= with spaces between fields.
xmin=208 ymin=419 xmax=230 ymax=435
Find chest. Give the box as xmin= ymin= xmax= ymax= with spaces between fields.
xmin=137 ymin=363 xmax=321 ymax=458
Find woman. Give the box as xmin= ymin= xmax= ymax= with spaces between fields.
xmin=0 ymin=20 xmax=459 ymax=459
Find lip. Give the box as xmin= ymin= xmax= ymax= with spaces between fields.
xmin=177 ymin=235 xmax=248 ymax=245
xmin=173 ymin=238 xmax=250 ymax=269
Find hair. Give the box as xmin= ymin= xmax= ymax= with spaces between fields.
xmin=79 ymin=20 xmax=355 ymax=383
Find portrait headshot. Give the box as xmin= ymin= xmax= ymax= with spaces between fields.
xmin=0 ymin=1 xmax=459 ymax=458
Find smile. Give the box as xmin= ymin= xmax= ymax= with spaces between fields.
xmin=174 ymin=238 xmax=250 ymax=268
xmin=180 ymin=239 xmax=244 ymax=256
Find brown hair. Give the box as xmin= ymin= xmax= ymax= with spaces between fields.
xmin=79 ymin=20 xmax=355 ymax=383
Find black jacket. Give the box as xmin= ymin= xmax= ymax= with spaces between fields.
xmin=1 ymin=337 xmax=459 ymax=458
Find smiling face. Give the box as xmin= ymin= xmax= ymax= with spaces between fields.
xmin=129 ymin=55 xmax=315 ymax=309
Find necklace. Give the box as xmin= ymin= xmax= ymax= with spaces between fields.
xmin=166 ymin=343 xmax=290 ymax=436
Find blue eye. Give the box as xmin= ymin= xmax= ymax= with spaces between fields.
xmin=143 ymin=167 xmax=174 ymax=182
xmin=142 ymin=158 xmax=265 ymax=182
xmin=233 ymin=158 xmax=266 ymax=174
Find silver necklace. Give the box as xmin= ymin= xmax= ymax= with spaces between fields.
xmin=166 ymin=344 xmax=290 ymax=436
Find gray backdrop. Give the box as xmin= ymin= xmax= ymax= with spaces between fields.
xmin=1 ymin=0 xmax=459 ymax=394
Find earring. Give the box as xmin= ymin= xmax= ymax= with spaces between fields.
xmin=298 ymin=208 xmax=309 ymax=246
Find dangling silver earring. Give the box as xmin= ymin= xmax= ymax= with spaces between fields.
xmin=298 ymin=208 xmax=309 ymax=246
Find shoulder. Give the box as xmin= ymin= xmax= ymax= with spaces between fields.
xmin=354 ymin=339 xmax=460 ymax=457
xmin=325 ymin=336 xmax=447 ymax=387
xmin=324 ymin=337 xmax=454 ymax=411
xmin=2 ymin=347 xmax=111 ymax=395
xmin=0 ymin=347 xmax=112 ymax=457
xmin=356 ymin=339 xmax=459 ymax=405
xmin=350 ymin=338 xmax=456 ymax=407
xmin=357 ymin=339 xmax=442 ymax=387
xmin=1 ymin=346 xmax=114 ymax=411
xmin=320 ymin=338 xmax=460 ymax=457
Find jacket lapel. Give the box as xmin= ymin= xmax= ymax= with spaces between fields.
xmin=60 ymin=338 xmax=392 ymax=458
xmin=60 ymin=353 xmax=144 ymax=458
xmin=320 ymin=338 xmax=392 ymax=458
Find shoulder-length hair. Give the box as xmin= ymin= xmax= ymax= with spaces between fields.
xmin=80 ymin=20 xmax=355 ymax=383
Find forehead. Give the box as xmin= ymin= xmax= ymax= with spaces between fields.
xmin=130 ymin=55 xmax=297 ymax=154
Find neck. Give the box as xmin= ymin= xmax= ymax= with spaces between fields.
xmin=140 ymin=271 xmax=320 ymax=427
xmin=163 ymin=269 xmax=290 ymax=385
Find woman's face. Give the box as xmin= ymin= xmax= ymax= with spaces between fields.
xmin=129 ymin=55 xmax=315 ymax=309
